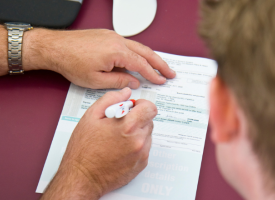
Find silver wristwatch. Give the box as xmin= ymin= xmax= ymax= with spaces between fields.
xmin=4 ymin=22 xmax=33 ymax=75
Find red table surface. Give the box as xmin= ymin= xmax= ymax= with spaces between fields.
xmin=0 ymin=0 xmax=243 ymax=200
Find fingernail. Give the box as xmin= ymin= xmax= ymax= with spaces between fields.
xmin=170 ymin=69 xmax=176 ymax=75
xmin=127 ymin=81 xmax=139 ymax=89
xmin=121 ymin=87 xmax=131 ymax=92
xmin=159 ymin=76 xmax=166 ymax=82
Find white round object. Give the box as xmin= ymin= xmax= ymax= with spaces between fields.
xmin=105 ymin=105 xmax=118 ymax=118
xmin=105 ymin=100 xmax=134 ymax=118
xmin=113 ymin=0 xmax=157 ymax=37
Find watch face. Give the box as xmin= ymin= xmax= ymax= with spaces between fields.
xmin=5 ymin=22 xmax=31 ymax=27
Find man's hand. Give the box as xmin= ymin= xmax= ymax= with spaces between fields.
xmin=22 ymin=28 xmax=176 ymax=88
xmin=41 ymin=88 xmax=157 ymax=199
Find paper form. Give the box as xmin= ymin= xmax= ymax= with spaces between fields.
xmin=36 ymin=51 xmax=217 ymax=200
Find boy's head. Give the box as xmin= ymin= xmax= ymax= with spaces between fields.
xmin=199 ymin=0 xmax=275 ymax=198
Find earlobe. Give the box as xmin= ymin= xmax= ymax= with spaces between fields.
xmin=209 ymin=76 xmax=239 ymax=144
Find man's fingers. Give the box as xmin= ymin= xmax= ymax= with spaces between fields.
xmin=126 ymin=99 xmax=158 ymax=128
xmin=126 ymin=40 xmax=176 ymax=79
xmin=97 ymin=71 xmax=140 ymax=89
xmin=114 ymin=49 xmax=167 ymax=85
xmin=88 ymin=87 xmax=132 ymax=119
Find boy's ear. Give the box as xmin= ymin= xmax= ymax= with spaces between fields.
xmin=209 ymin=76 xmax=239 ymax=143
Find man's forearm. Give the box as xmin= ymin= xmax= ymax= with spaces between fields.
xmin=40 ymin=165 xmax=101 ymax=200
xmin=0 ymin=26 xmax=175 ymax=89
xmin=0 ymin=24 xmax=57 ymax=76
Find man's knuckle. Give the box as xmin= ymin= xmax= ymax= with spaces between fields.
xmin=138 ymin=57 xmax=149 ymax=67
xmin=108 ymin=44 xmax=123 ymax=60
xmin=123 ymin=121 xmax=136 ymax=134
xmin=133 ymin=139 xmax=144 ymax=153
xmin=134 ymin=111 xmax=145 ymax=124
xmin=134 ymin=41 xmax=154 ymax=57
xmin=113 ymin=76 xmax=126 ymax=88
xmin=110 ymin=42 xmax=123 ymax=51
xmin=142 ymin=101 xmax=158 ymax=117
xmin=144 ymin=46 xmax=154 ymax=56
xmin=89 ymin=76 xmax=101 ymax=89
xmin=111 ymin=47 xmax=126 ymax=62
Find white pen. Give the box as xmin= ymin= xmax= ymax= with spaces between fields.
xmin=105 ymin=99 xmax=136 ymax=118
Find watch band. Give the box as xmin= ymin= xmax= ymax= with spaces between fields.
xmin=5 ymin=23 xmax=33 ymax=75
